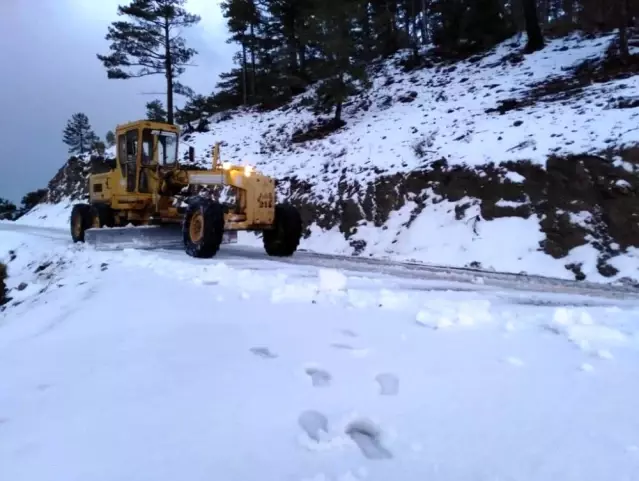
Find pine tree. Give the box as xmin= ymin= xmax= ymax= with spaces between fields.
xmin=146 ymin=99 xmax=168 ymax=121
xmin=0 ymin=198 xmax=16 ymax=217
xmin=21 ymin=189 xmax=48 ymax=210
xmin=92 ymin=140 xmax=107 ymax=156
xmin=105 ymin=130 xmax=116 ymax=148
xmin=186 ymin=0 xmax=634 ymax=124
xmin=96 ymin=0 xmax=201 ymax=124
xmin=221 ymin=0 xmax=261 ymax=104
xmin=266 ymin=0 xmax=315 ymax=87
xmin=62 ymin=113 xmax=99 ymax=155
xmin=313 ymin=0 xmax=369 ymax=122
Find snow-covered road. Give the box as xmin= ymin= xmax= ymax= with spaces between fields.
xmin=2 ymin=222 xmax=639 ymax=301
xmin=1 ymin=225 xmax=639 ymax=481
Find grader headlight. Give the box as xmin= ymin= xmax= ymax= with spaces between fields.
xmin=244 ymin=165 xmax=253 ymax=177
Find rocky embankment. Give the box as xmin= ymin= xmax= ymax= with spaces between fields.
xmin=279 ymin=147 xmax=639 ymax=281
xmin=0 ymin=261 xmax=8 ymax=307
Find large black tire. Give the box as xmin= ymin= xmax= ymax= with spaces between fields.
xmin=91 ymin=203 xmax=115 ymax=227
xmin=182 ymin=197 xmax=225 ymax=258
xmin=70 ymin=203 xmax=93 ymax=243
xmin=263 ymin=204 xmax=303 ymax=257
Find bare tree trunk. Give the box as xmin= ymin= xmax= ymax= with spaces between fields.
xmin=538 ymin=0 xmax=549 ymax=26
xmin=362 ymin=1 xmax=373 ymax=59
xmin=404 ymin=3 xmax=410 ymax=43
xmin=411 ymin=0 xmax=419 ymax=54
xmin=563 ymin=0 xmax=574 ymax=23
xmin=420 ymin=0 xmax=428 ymax=44
xmin=523 ymin=0 xmax=545 ymax=52
xmin=334 ymin=73 xmax=344 ymax=123
xmin=619 ymin=0 xmax=629 ymax=59
xmin=511 ymin=0 xmax=526 ymax=31
xmin=242 ymin=41 xmax=248 ymax=106
xmin=250 ymin=23 xmax=256 ymax=101
xmin=164 ymin=17 xmax=174 ymax=124
xmin=387 ymin=0 xmax=398 ymax=54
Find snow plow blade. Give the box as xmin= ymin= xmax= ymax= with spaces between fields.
xmin=84 ymin=224 xmax=238 ymax=251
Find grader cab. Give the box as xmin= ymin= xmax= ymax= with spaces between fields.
xmin=70 ymin=119 xmax=302 ymax=258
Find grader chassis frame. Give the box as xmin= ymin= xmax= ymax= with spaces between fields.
xmin=70 ymin=119 xmax=302 ymax=258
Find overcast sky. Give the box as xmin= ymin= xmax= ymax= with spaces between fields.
xmin=0 ymin=0 xmax=235 ymax=204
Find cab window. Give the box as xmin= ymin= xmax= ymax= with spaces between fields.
xmin=117 ymin=134 xmax=127 ymax=175
xmin=126 ymin=130 xmax=138 ymax=162
xmin=142 ymin=129 xmax=154 ymax=165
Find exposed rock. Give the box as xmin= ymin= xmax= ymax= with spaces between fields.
xmin=0 ymin=263 xmax=7 ymax=306
xmin=565 ymin=263 xmax=586 ymax=281
xmin=291 ymin=118 xmax=346 ymax=144
xmin=46 ymin=155 xmax=111 ymax=203
xmin=597 ymin=260 xmax=619 ymax=278
xmin=398 ymin=91 xmax=418 ymax=103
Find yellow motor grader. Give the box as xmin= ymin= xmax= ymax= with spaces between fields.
xmin=70 ymin=119 xmax=302 ymax=258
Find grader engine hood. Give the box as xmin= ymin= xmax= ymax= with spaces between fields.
xmin=187 ymin=162 xmax=255 ymax=187
xmin=187 ymin=172 xmax=225 ymax=185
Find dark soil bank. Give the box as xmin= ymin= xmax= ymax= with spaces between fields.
xmin=279 ymin=148 xmax=639 ymax=281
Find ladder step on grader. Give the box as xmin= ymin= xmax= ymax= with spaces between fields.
xmin=69 ymin=120 xmax=302 ymax=258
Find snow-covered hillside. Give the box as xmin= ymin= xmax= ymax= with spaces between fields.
xmin=2 ymin=225 xmax=639 ymax=481
xmin=189 ymin=32 xmax=639 ymax=181
xmin=179 ymin=31 xmax=639 ymax=283
xmin=15 ymin=31 xmax=639 ymax=284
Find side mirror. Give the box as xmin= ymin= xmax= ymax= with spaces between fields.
xmin=188 ymin=146 xmax=195 ymax=163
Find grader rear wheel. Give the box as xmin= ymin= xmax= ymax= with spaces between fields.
xmin=263 ymin=204 xmax=303 ymax=257
xmin=91 ymin=203 xmax=115 ymax=228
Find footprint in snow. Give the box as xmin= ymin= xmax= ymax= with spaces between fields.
xmin=298 ymin=410 xmax=329 ymax=442
xmin=340 ymin=329 xmax=358 ymax=338
xmin=331 ymin=342 xmax=355 ymax=350
xmin=375 ymin=373 xmax=399 ymax=396
xmin=346 ymin=418 xmax=393 ymax=460
xmin=331 ymin=343 xmax=370 ymax=358
xmin=250 ymin=347 xmax=278 ymax=359
xmin=305 ymin=367 xmax=332 ymax=387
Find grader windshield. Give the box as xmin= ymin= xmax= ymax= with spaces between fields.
xmin=141 ymin=128 xmax=178 ymax=166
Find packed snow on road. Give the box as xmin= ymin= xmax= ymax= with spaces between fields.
xmin=1 ymin=227 xmax=639 ymax=481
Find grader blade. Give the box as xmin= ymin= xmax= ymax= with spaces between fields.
xmin=84 ymin=225 xmax=237 ymax=251
xmin=85 ymin=225 xmax=183 ymax=250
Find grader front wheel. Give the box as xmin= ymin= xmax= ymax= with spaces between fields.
xmin=91 ymin=203 xmax=114 ymax=228
xmin=182 ymin=197 xmax=225 ymax=258
xmin=70 ymin=203 xmax=93 ymax=243
xmin=189 ymin=211 xmax=205 ymax=244
xmin=263 ymin=204 xmax=303 ymax=257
